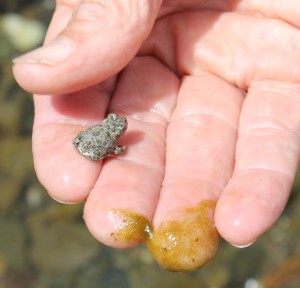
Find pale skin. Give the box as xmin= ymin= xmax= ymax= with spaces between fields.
xmin=13 ymin=0 xmax=300 ymax=248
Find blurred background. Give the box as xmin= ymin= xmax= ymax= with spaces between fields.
xmin=1 ymin=1 xmax=300 ymax=287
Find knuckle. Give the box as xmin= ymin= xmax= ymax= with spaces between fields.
xmin=240 ymin=116 xmax=292 ymax=136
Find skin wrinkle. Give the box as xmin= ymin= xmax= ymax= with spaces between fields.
xmin=249 ymin=81 xmax=300 ymax=113
xmin=250 ymin=80 xmax=300 ymax=94
xmin=113 ymin=108 xmax=170 ymax=127
xmin=131 ymin=112 xmax=169 ymax=127
xmin=243 ymin=86 xmax=300 ymax=134
xmin=233 ymin=167 xmax=294 ymax=187
xmin=239 ymin=115 xmax=296 ymax=135
xmin=34 ymin=113 xmax=98 ymax=126
xmin=112 ymin=85 xmax=175 ymax=118
xmin=71 ymin=2 xmax=110 ymax=25
xmin=33 ymin=88 xmax=111 ymax=127
xmin=33 ymin=125 xmax=77 ymax=149
xmin=239 ymin=164 xmax=293 ymax=178
xmin=175 ymin=111 xmax=239 ymax=132
xmin=118 ymin=157 xmax=164 ymax=179
xmin=163 ymin=175 xmax=224 ymax=194
xmin=81 ymin=1 xmax=161 ymax=36
xmin=165 ymin=117 xmax=237 ymax=189
xmin=228 ymin=22 xmax=255 ymax=89
xmin=166 ymin=153 xmax=235 ymax=190
xmin=120 ymin=134 xmax=166 ymax=169
xmin=235 ymin=135 xmax=300 ymax=179
xmin=92 ymin=163 xmax=163 ymax=195
xmin=33 ymin=106 xmax=109 ymax=126
xmin=72 ymin=1 xmax=135 ymax=29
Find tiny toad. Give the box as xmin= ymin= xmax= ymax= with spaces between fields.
xmin=73 ymin=114 xmax=128 ymax=161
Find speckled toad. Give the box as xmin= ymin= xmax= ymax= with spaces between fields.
xmin=73 ymin=113 xmax=128 ymax=161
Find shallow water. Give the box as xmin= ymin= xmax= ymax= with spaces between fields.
xmin=1 ymin=1 xmax=300 ymax=287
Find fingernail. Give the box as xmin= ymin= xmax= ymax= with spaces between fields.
xmin=231 ymin=239 xmax=256 ymax=248
xmin=48 ymin=191 xmax=79 ymax=205
xmin=12 ymin=36 xmax=74 ymax=65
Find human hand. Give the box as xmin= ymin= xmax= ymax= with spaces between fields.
xmin=13 ymin=0 xmax=300 ymax=271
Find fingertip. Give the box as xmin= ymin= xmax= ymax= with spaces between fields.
xmin=147 ymin=201 xmax=219 ymax=272
xmin=215 ymin=191 xmax=263 ymax=247
xmin=33 ymin=124 xmax=101 ymax=203
xmin=83 ymin=200 xmax=151 ymax=248
xmin=12 ymin=38 xmax=90 ymax=95
xmin=215 ymin=171 xmax=291 ymax=247
xmin=13 ymin=62 xmax=56 ymax=95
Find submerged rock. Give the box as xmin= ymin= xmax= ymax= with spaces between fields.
xmin=2 ymin=13 xmax=46 ymax=51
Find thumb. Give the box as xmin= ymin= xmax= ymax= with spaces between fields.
xmin=13 ymin=0 xmax=162 ymax=94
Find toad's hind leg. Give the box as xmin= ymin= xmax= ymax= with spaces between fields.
xmin=114 ymin=145 xmax=126 ymax=155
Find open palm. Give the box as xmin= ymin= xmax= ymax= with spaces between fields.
xmin=13 ymin=0 xmax=300 ymax=271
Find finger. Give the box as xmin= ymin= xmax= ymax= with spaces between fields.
xmin=154 ymin=74 xmax=244 ymax=218
xmin=149 ymin=74 xmax=244 ymax=271
xmin=13 ymin=0 xmax=162 ymax=94
xmin=215 ymin=80 xmax=300 ymax=246
xmin=32 ymin=80 xmax=114 ymax=203
xmin=83 ymin=57 xmax=179 ymax=248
